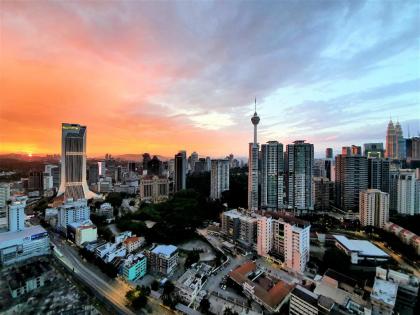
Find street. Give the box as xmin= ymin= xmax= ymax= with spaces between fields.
xmin=50 ymin=233 xmax=174 ymax=315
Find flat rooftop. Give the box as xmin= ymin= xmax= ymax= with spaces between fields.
xmin=152 ymin=244 xmax=177 ymax=257
xmin=334 ymin=235 xmax=389 ymax=258
xmin=0 ymin=225 xmax=48 ymax=244
xmin=371 ymin=278 xmax=397 ymax=307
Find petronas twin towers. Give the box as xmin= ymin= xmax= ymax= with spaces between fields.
xmin=386 ymin=120 xmax=405 ymax=160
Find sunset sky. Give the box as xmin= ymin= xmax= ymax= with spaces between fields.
xmin=0 ymin=1 xmax=419 ymax=158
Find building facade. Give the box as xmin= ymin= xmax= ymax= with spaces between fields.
xmin=174 ymin=151 xmax=187 ymax=193
xmin=286 ymin=141 xmax=314 ymax=210
xmin=210 ymin=159 xmax=230 ymax=200
xmin=56 ymin=198 xmax=90 ymax=231
xmin=335 ymin=152 xmax=368 ymax=212
xmin=261 ymin=141 xmax=284 ymax=210
xmin=397 ymin=169 xmax=416 ymax=215
xmin=57 ymin=123 xmax=96 ymax=200
xmin=140 ymin=175 xmax=169 ymax=203
xmin=359 ymin=189 xmax=389 ymax=228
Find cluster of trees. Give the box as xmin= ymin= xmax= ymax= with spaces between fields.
xmin=161 ymin=281 xmax=178 ymax=309
xmin=187 ymin=167 xmax=248 ymax=209
xmin=125 ymin=285 xmax=150 ymax=310
xmin=184 ymin=250 xmax=201 ymax=269
xmin=117 ymin=189 xmax=224 ymax=244
xmin=79 ymin=247 xmax=118 ymax=278
xmin=366 ymin=226 xmax=418 ymax=262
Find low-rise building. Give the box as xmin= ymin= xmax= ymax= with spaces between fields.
xmin=371 ymin=278 xmax=397 ymax=315
xmin=229 ymin=261 xmax=294 ymax=313
xmin=290 ymin=285 xmax=335 ymax=315
xmin=0 ymin=225 xmax=50 ymax=265
xmin=333 ymin=235 xmax=389 ymax=265
xmin=123 ymin=236 xmax=145 ymax=253
xmin=145 ymin=244 xmax=178 ymax=275
xmin=98 ymin=203 xmax=114 ymax=218
xmin=176 ymin=263 xmax=212 ymax=307
xmin=122 ymin=253 xmax=147 ymax=281
xmin=67 ymin=220 xmax=97 ymax=246
xmin=376 ymin=267 xmax=419 ymax=314
xmin=7 ymin=260 xmax=51 ymax=298
xmin=56 ymin=198 xmax=90 ymax=232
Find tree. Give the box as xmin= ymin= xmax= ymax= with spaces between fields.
xmin=185 ymin=250 xmax=200 ymax=268
xmin=224 ymin=307 xmax=239 ymax=315
xmin=199 ymin=297 xmax=211 ymax=314
xmin=151 ymin=280 xmax=159 ymax=291
xmin=321 ymin=247 xmax=350 ymax=274
xmin=129 ymin=200 xmax=135 ymax=206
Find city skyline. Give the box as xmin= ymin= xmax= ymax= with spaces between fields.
xmin=1 ymin=1 xmax=419 ymax=157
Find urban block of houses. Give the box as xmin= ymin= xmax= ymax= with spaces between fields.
xmin=228 ymin=261 xmax=294 ymax=313
xmin=175 ymin=263 xmax=212 ymax=308
xmin=333 ymin=235 xmax=389 ymax=264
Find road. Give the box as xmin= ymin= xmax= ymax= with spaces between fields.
xmin=373 ymin=240 xmax=420 ymax=277
xmin=51 ymin=234 xmax=135 ymax=315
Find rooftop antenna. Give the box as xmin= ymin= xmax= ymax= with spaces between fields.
xmin=408 ymin=124 xmax=411 ymax=138
xmin=254 ymin=97 xmax=257 ymax=113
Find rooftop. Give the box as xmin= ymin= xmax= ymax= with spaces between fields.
xmin=0 ymin=225 xmax=48 ymax=244
xmin=229 ymin=261 xmax=294 ymax=310
xmin=371 ymin=278 xmax=397 ymax=307
xmin=8 ymin=260 xmax=50 ymax=290
xmin=152 ymin=244 xmax=177 ymax=257
xmin=334 ymin=235 xmax=389 ymax=258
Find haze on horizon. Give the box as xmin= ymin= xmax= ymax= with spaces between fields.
xmin=0 ymin=1 xmax=419 ymax=158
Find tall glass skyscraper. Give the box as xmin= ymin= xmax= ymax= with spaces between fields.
xmin=261 ymin=141 xmax=284 ymax=210
xmin=57 ymin=123 xmax=96 ymax=201
xmin=285 ymin=140 xmax=314 ymax=210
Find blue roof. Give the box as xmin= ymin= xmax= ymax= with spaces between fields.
xmin=152 ymin=244 xmax=177 ymax=257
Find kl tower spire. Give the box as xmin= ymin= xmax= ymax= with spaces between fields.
xmin=248 ymin=98 xmax=260 ymax=211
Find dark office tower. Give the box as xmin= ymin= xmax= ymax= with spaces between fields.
xmin=174 ymin=151 xmax=187 ymax=192
xmin=147 ymin=156 xmax=162 ymax=176
xmin=28 ymin=171 xmax=44 ymax=191
xmin=351 ymin=145 xmax=362 ymax=156
xmin=142 ymin=153 xmax=151 ymax=171
xmin=364 ymin=143 xmax=385 ymax=158
xmin=194 ymin=158 xmax=206 ymax=174
xmin=127 ymin=162 xmax=136 ymax=173
xmin=57 ymin=123 xmax=96 ymax=200
xmin=368 ymin=158 xmax=390 ymax=193
xmin=335 ymin=152 xmax=368 ymax=212
xmin=406 ymin=137 xmax=420 ymax=160
xmin=324 ymin=160 xmax=332 ymax=180
xmin=261 ymin=141 xmax=284 ymax=210
xmin=285 ymin=140 xmax=314 ymax=210
xmin=88 ymin=163 xmax=99 ymax=185
xmin=313 ymin=177 xmax=333 ymax=211
xmin=325 ymin=148 xmax=333 ymax=159
xmin=51 ymin=165 xmax=61 ymax=189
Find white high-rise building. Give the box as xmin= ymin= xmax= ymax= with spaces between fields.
xmin=0 ymin=183 xmax=10 ymax=208
xmin=257 ymin=215 xmax=311 ymax=273
xmin=248 ymin=100 xmax=260 ymax=211
xmin=359 ymin=189 xmax=389 ymax=228
xmin=57 ymin=198 xmax=90 ymax=231
xmin=286 ymin=141 xmax=314 ymax=210
xmin=283 ymin=221 xmax=310 ymax=273
xmin=57 ymin=123 xmax=96 ymax=201
xmin=210 ymin=159 xmax=230 ymax=200
xmin=397 ymin=169 xmax=416 ymax=215
xmin=257 ymin=216 xmax=272 ymax=257
xmin=261 ymin=141 xmax=284 ymax=210
xmin=43 ymin=173 xmax=53 ymax=190
xmin=7 ymin=200 xmax=26 ymax=232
